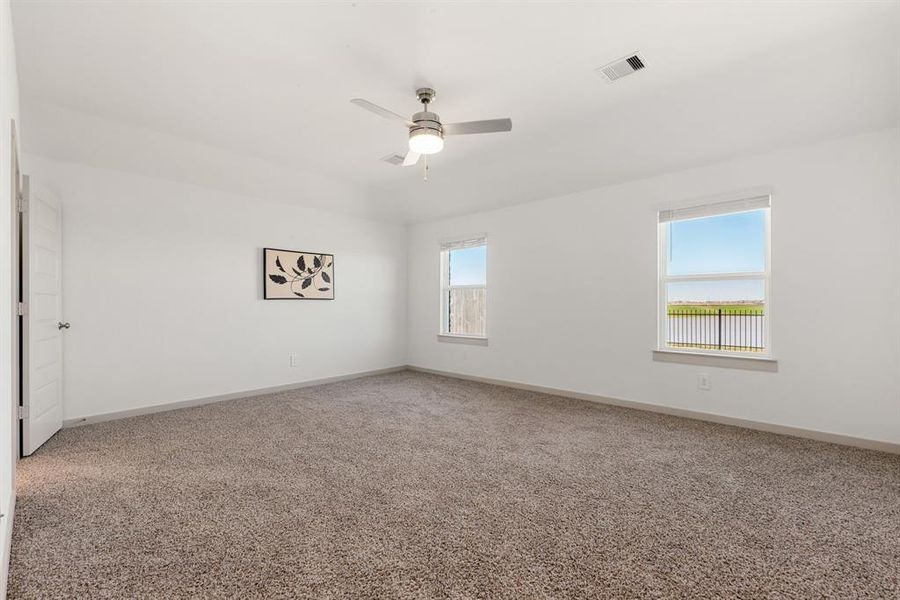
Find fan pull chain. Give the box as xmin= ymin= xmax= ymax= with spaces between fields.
xmin=423 ymin=154 xmax=428 ymax=181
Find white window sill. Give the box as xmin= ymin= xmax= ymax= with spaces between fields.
xmin=652 ymin=349 xmax=777 ymax=372
xmin=438 ymin=334 xmax=489 ymax=346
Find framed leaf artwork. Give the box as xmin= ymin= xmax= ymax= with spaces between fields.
xmin=264 ymin=248 xmax=334 ymax=300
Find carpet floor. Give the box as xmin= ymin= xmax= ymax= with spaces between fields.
xmin=8 ymin=371 xmax=900 ymax=599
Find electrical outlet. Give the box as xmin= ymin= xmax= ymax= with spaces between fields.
xmin=289 ymin=354 xmax=299 ymax=367
xmin=697 ymin=373 xmax=710 ymax=391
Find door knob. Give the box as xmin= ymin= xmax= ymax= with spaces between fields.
xmin=58 ymin=322 xmax=70 ymax=330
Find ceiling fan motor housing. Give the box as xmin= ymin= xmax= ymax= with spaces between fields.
xmin=411 ymin=111 xmax=442 ymax=134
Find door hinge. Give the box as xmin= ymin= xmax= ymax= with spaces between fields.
xmin=17 ymin=302 xmax=27 ymax=316
xmin=16 ymin=192 xmax=27 ymax=213
xmin=17 ymin=405 xmax=29 ymax=419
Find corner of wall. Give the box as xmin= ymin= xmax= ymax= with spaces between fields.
xmin=404 ymin=221 xmax=413 ymax=366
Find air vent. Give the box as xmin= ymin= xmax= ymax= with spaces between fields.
xmin=381 ymin=153 xmax=405 ymax=166
xmin=596 ymin=52 xmax=647 ymax=83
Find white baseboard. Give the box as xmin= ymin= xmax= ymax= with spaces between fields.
xmin=62 ymin=366 xmax=407 ymax=428
xmin=0 ymin=490 xmax=15 ymax=600
xmin=60 ymin=364 xmax=899 ymax=455
xmin=407 ymin=365 xmax=900 ymax=455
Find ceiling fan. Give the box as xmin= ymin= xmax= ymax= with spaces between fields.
xmin=351 ymin=87 xmax=512 ymax=178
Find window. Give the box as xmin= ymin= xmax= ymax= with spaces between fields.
xmin=658 ymin=196 xmax=771 ymax=356
xmin=440 ymin=237 xmax=487 ymax=338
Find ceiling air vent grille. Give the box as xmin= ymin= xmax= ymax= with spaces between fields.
xmin=597 ymin=53 xmax=647 ymax=83
xmin=381 ymin=153 xmax=405 ymax=166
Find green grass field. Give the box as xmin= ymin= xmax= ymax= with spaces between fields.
xmin=667 ymin=304 xmax=764 ymax=315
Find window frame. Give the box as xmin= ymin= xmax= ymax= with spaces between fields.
xmin=439 ymin=237 xmax=487 ymax=340
xmin=657 ymin=197 xmax=772 ymax=359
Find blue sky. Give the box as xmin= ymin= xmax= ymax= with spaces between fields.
xmin=448 ymin=246 xmax=486 ymax=286
xmin=668 ymin=210 xmax=766 ymax=275
xmin=667 ymin=209 xmax=766 ymax=303
xmin=447 ymin=210 xmax=766 ymax=302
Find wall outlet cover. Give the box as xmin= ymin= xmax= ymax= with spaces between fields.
xmin=697 ymin=373 xmax=711 ymax=391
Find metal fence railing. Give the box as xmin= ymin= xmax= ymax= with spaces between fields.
xmin=667 ymin=308 xmax=765 ymax=352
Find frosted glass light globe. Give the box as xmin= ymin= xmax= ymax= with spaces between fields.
xmin=409 ymin=129 xmax=444 ymax=155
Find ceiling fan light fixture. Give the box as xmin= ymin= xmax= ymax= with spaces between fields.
xmin=409 ymin=128 xmax=444 ymax=155
xmin=351 ymin=87 xmax=511 ymax=173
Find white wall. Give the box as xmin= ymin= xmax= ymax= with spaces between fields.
xmin=23 ymin=155 xmax=407 ymax=422
xmin=0 ymin=0 xmax=19 ymax=594
xmin=408 ymin=129 xmax=900 ymax=445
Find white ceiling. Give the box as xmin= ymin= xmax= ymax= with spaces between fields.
xmin=12 ymin=1 xmax=900 ymax=222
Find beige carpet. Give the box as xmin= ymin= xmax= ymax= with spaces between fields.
xmin=9 ymin=371 xmax=900 ymax=599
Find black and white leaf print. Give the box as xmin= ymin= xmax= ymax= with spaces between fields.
xmin=266 ymin=250 xmax=333 ymax=300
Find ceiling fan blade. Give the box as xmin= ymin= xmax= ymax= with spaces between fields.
xmin=402 ymin=150 xmax=420 ymax=167
xmin=442 ymin=118 xmax=512 ymax=136
xmin=350 ymin=98 xmax=414 ymax=127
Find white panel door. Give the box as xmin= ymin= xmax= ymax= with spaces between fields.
xmin=22 ymin=177 xmax=63 ymax=456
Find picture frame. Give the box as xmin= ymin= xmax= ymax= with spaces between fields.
xmin=263 ymin=247 xmax=335 ymax=300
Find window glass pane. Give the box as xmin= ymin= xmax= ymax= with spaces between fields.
xmin=668 ymin=209 xmax=765 ymax=275
xmin=665 ymin=279 xmax=766 ymax=352
xmin=666 ymin=279 xmax=764 ymax=304
xmin=449 ymin=245 xmax=486 ymax=286
xmin=448 ymin=288 xmax=486 ymax=336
